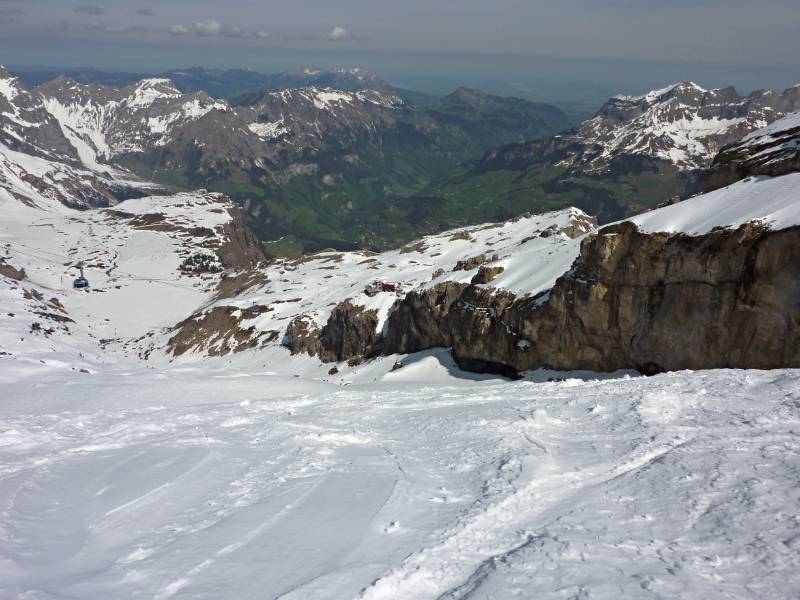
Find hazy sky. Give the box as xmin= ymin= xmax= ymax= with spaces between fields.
xmin=1 ymin=0 xmax=798 ymax=106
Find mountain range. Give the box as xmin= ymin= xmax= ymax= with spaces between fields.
xmin=4 ymin=67 xmax=573 ymax=253
xmin=427 ymin=81 xmax=800 ymax=222
xmin=3 ymin=66 xmax=800 ymax=257
xmin=12 ymin=66 xmax=403 ymax=101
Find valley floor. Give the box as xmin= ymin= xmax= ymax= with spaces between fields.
xmin=1 ymin=356 xmax=799 ymax=599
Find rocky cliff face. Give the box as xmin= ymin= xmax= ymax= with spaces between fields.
xmin=217 ymin=204 xmax=267 ymax=270
xmin=384 ymin=220 xmax=800 ymax=374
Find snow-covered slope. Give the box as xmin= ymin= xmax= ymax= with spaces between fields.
xmin=577 ymin=82 xmax=800 ymax=170
xmin=631 ymin=172 xmax=800 ymax=234
xmin=2 ymin=109 xmax=800 ymax=597
xmin=240 ymin=86 xmax=407 ymax=149
xmin=0 ymin=188 xmax=257 ymax=369
xmin=140 ymin=208 xmax=596 ymax=360
xmin=37 ymin=77 xmax=229 ymax=170
xmin=0 ymin=140 xmax=136 ymax=210
xmin=1 ymin=359 xmax=798 ymax=599
xmin=0 ymin=67 xmax=153 ymax=208
xmin=704 ymin=109 xmax=800 ymax=190
xmin=739 ymin=109 xmax=800 ymax=159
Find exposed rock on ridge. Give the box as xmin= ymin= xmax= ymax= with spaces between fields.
xmin=384 ymin=221 xmax=800 ymax=374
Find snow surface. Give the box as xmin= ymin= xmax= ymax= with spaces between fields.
xmin=584 ymin=82 xmax=786 ymax=170
xmin=39 ymin=80 xmax=229 ymax=173
xmin=741 ymin=110 xmax=800 ymax=144
xmin=631 ymin=173 xmax=800 ymax=235
xmin=732 ymin=110 xmax=800 ymax=166
xmin=0 ymin=74 xmax=20 ymax=103
xmin=0 ymin=190 xmax=235 ymax=347
xmin=268 ymin=87 xmax=404 ymax=113
xmin=613 ymin=81 xmax=707 ymax=102
xmin=1 ymin=362 xmax=799 ymax=599
xmin=0 ymin=141 xmax=113 ymax=209
xmin=126 ymin=78 xmax=182 ymax=108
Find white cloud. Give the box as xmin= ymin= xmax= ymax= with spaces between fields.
xmin=169 ymin=23 xmax=188 ymax=36
xmin=328 ymin=26 xmax=348 ymax=41
xmin=256 ymin=31 xmax=269 ymax=39
xmin=194 ymin=19 xmax=221 ymax=37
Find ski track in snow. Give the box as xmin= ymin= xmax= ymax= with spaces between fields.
xmin=1 ymin=367 xmax=799 ymax=599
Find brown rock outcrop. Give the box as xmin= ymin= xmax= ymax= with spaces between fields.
xmin=218 ymin=205 xmax=266 ymax=270
xmin=318 ymin=300 xmax=382 ymax=362
xmin=0 ymin=260 xmax=25 ymax=281
xmin=385 ymin=221 xmax=800 ymax=374
xmin=168 ymin=306 xmax=266 ymax=356
xmin=284 ymin=300 xmax=382 ymax=363
xmin=471 ymin=265 xmax=505 ymax=285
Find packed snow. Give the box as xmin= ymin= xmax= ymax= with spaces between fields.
xmin=631 ymin=172 xmax=800 ymax=235
xmin=1 ymin=359 xmax=799 ymax=599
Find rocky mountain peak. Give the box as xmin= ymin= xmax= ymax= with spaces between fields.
xmin=0 ymin=66 xmax=23 ymax=101
xmin=612 ymin=81 xmax=706 ymax=105
xmin=576 ymin=81 xmax=800 ymax=170
xmin=125 ymin=77 xmax=183 ymax=107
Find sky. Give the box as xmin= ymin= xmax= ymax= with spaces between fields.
xmin=0 ymin=0 xmax=798 ymax=108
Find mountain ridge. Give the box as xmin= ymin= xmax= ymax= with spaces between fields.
xmin=5 ymin=67 xmax=573 ymax=253
xmin=425 ymin=81 xmax=800 ymax=224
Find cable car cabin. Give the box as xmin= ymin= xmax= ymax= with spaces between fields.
xmin=250 ymin=304 xmax=261 ymax=317
xmin=72 ymin=277 xmax=90 ymax=289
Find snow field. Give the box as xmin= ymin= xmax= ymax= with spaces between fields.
xmin=0 ymin=366 xmax=798 ymax=599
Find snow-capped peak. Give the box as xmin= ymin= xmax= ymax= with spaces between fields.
xmin=126 ymin=78 xmax=182 ymax=107
xmin=261 ymin=86 xmax=404 ymax=112
xmin=579 ymin=81 xmax=800 ymax=170
xmin=0 ymin=67 xmax=23 ymax=102
xmin=613 ymin=81 xmax=708 ymax=103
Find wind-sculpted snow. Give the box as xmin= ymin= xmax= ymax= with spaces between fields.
xmin=0 ymin=364 xmax=798 ymax=599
